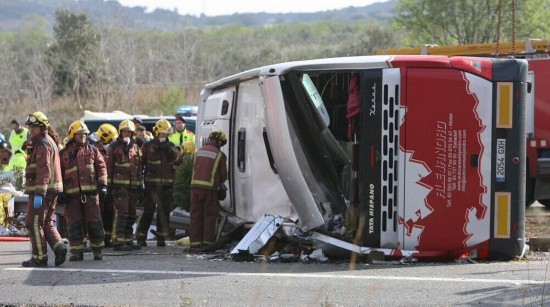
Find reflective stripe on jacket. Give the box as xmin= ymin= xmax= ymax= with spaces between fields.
xmin=106 ymin=139 xmax=143 ymax=188
xmin=142 ymin=139 xmax=183 ymax=186
xmin=190 ymin=141 xmax=227 ymax=190
xmin=24 ymin=132 xmax=63 ymax=195
xmin=60 ymin=141 xmax=108 ymax=195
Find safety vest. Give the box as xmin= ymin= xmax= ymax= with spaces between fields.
xmin=9 ymin=127 xmax=29 ymax=154
xmin=169 ymin=129 xmax=195 ymax=147
xmin=5 ymin=150 xmax=26 ymax=171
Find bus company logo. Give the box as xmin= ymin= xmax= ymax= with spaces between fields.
xmin=369 ymin=183 xmax=375 ymax=234
xmin=369 ymin=83 xmax=376 ymax=116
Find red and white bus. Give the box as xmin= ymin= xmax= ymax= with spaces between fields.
xmin=197 ymin=55 xmax=528 ymax=260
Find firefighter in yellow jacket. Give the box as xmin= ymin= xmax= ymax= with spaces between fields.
xmin=106 ymin=120 xmax=143 ymax=251
xmin=59 ymin=121 xmax=108 ymax=261
xmin=22 ymin=111 xmax=67 ymax=267
xmin=136 ymin=119 xmax=182 ymax=246
xmin=189 ymin=130 xmax=228 ymax=250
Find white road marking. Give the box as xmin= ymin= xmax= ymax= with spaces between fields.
xmin=3 ymin=267 xmax=548 ymax=285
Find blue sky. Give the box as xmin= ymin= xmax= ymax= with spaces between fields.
xmin=116 ymin=0 xmax=390 ymax=17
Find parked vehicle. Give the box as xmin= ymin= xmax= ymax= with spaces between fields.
xmin=81 ymin=110 xmax=196 ymax=134
xmin=196 ymin=55 xmax=528 ymax=260
xmin=176 ymin=105 xmax=198 ymax=117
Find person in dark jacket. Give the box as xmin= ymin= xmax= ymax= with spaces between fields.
xmin=136 ymin=119 xmax=182 ymax=247
xmin=106 ymin=120 xmax=143 ymax=251
xmin=188 ymin=130 xmax=228 ymax=251
xmin=93 ymin=123 xmax=118 ymax=247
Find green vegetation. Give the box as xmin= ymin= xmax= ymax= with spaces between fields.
xmin=394 ymin=0 xmax=550 ymax=45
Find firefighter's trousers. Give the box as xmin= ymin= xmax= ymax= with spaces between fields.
xmin=112 ymin=187 xmax=138 ymax=246
xmin=25 ymin=193 xmax=64 ymax=261
xmin=189 ymin=189 xmax=219 ymax=246
xmin=136 ymin=184 xmax=173 ymax=242
xmin=64 ymin=194 xmax=104 ymax=253
xmin=99 ymin=193 xmax=114 ymax=240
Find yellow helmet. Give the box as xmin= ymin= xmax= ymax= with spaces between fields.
xmin=118 ymin=119 xmax=136 ymax=133
xmin=153 ymin=118 xmax=172 ymax=136
xmin=67 ymin=120 xmax=90 ymax=139
xmin=208 ymin=129 xmax=227 ymax=147
xmin=181 ymin=141 xmax=195 ymax=154
xmin=26 ymin=111 xmax=49 ymax=127
xmin=97 ymin=123 xmax=118 ymax=144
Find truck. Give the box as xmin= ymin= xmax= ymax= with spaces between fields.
xmin=377 ymin=38 xmax=550 ymax=208
xmin=196 ymin=55 xmax=528 ymax=260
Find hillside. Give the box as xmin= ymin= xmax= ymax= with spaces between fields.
xmin=0 ymin=0 xmax=396 ymax=32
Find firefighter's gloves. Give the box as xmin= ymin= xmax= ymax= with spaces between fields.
xmin=159 ymin=140 xmax=171 ymax=151
xmin=57 ymin=192 xmax=67 ymax=205
xmin=99 ymin=185 xmax=108 ymax=197
xmin=105 ymin=187 xmax=114 ymax=203
xmin=33 ymin=195 xmax=44 ymax=209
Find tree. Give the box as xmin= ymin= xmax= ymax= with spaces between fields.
xmin=13 ymin=15 xmax=54 ymax=111
xmin=48 ymin=9 xmax=105 ymax=110
xmin=394 ymin=0 xmax=550 ymax=46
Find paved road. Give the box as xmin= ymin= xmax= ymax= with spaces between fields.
xmin=1 ymin=241 xmax=549 ymax=306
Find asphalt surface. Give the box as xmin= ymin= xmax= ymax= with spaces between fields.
xmin=1 ymin=240 xmax=549 ymax=306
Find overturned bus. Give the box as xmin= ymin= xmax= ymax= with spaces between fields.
xmin=196 ymin=55 xmax=528 ymax=260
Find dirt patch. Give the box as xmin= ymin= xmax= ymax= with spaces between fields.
xmin=526 ymin=206 xmax=550 ymax=239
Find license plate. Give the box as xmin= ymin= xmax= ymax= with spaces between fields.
xmin=496 ymin=139 xmax=506 ymax=182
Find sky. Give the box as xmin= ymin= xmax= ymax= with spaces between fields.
xmin=115 ymin=0 xmax=390 ymax=17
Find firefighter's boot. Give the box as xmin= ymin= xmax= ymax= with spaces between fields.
xmin=69 ymin=251 xmax=84 ymax=261
xmin=126 ymin=241 xmax=142 ymax=250
xmin=22 ymin=257 xmax=48 ymax=267
xmin=113 ymin=244 xmax=132 ymax=251
xmin=93 ymin=248 xmax=102 ymax=260
xmin=54 ymin=244 xmax=67 ymax=266
xmin=104 ymin=234 xmax=112 ymax=248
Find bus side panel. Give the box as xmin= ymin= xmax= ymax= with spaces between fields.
xmin=400 ymin=68 xmax=492 ymax=253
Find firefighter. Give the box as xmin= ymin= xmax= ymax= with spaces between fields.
xmin=136 ymin=119 xmax=182 ymax=246
xmin=94 ymin=123 xmax=118 ymax=247
xmin=22 ymin=111 xmax=67 ymax=267
xmin=169 ymin=115 xmax=195 ymax=147
xmin=59 ymin=121 xmax=108 ymax=261
xmin=106 ymin=119 xmax=143 ymax=251
xmin=188 ymin=129 xmax=228 ymax=250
